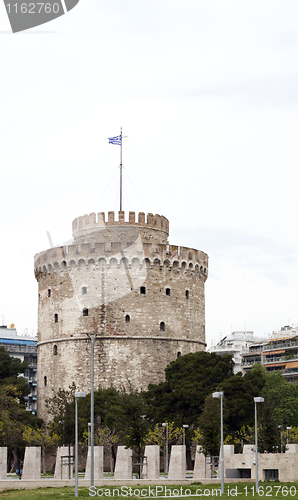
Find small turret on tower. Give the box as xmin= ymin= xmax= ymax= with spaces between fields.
xmin=72 ymin=211 xmax=169 ymax=245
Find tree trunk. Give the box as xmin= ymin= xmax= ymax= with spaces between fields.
xmin=12 ymin=447 xmax=20 ymax=473
xmin=138 ymin=445 xmax=141 ymax=479
xmin=186 ymin=447 xmax=194 ymax=470
xmin=112 ymin=444 xmax=116 ymax=473
xmin=109 ymin=444 xmax=113 ymax=473
xmin=8 ymin=450 xmax=13 ymax=473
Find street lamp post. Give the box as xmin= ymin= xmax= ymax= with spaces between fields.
xmin=162 ymin=423 xmax=168 ymax=475
xmin=182 ymin=424 xmax=189 ymax=447
xmin=75 ymin=391 xmax=86 ymax=498
xmin=90 ymin=334 xmax=95 ymax=490
xmin=58 ymin=420 xmax=65 ymax=446
xmin=88 ymin=423 xmax=91 ymax=448
xmin=212 ymin=391 xmax=224 ymax=494
xmin=278 ymin=425 xmax=283 ymax=452
xmin=254 ymin=397 xmax=264 ymax=493
xmin=287 ymin=426 xmax=292 ymax=446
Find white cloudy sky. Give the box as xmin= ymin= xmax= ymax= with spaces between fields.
xmin=1 ymin=0 xmax=298 ymax=347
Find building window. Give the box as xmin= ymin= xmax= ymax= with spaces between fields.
xmin=177 ymin=352 xmax=181 ymax=358
xmin=54 ymin=313 xmax=58 ymax=323
xmin=48 ymin=289 xmax=51 ymax=298
xmin=53 ymin=345 xmax=57 ymax=356
xmin=82 ymin=287 xmax=87 ymax=295
xmin=44 ymin=376 xmax=47 ymax=387
xmin=160 ymin=322 xmax=165 ymax=332
xmin=264 ymin=470 xmax=279 ymax=480
xmin=140 ymin=286 xmax=146 ymax=295
xmin=166 ymin=288 xmax=171 ymax=296
xmin=125 ymin=315 xmax=130 ymax=323
xmin=83 ymin=308 xmax=88 ymax=317
xmin=186 ymin=290 xmax=189 ymax=300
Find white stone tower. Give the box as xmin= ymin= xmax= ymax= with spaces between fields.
xmin=34 ymin=211 xmax=208 ymax=421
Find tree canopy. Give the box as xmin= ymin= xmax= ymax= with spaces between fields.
xmin=144 ymin=351 xmax=234 ymax=427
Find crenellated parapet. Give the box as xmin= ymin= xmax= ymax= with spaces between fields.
xmin=72 ymin=211 xmax=169 ymax=244
xmin=34 ymin=241 xmax=208 ymax=278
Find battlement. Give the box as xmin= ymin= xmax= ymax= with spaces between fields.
xmin=34 ymin=242 xmax=208 ymax=278
xmin=72 ymin=212 xmax=169 ymax=241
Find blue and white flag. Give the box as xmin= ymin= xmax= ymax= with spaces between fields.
xmin=108 ymin=135 xmax=121 ymax=145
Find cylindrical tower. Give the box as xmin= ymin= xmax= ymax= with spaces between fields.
xmin=35 ymin=211 xmax=208 ymax=421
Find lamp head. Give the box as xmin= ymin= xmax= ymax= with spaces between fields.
xmin=75 ymin=391 xmax=86 ymax=398
xmin=254 ymin=397 xmax=264 ymax=403
xmin=212 ymin=391 xmax=224 ymax=398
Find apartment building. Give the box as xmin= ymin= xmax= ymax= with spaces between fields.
xmin=0 ymin=325 xmax=37 ymax=413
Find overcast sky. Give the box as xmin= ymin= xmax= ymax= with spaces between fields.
xmin=1 ymin=1 xmax=298 ymax=347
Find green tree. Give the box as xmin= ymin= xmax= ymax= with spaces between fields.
xmin=0 ymin=347 xmax=41 ymax=471
xmin=145 ymin=352 xmax=234 ymax=427
xmin=221 ymin=364 xmax=266 ymax=440
xmin=45 ymin=383 xmax=77 ymax=445
xmin=23 ymin=424 xmax=59 ymax=473
xmin=115 ymin=388 xmax=149 ymax=476
xmin=145 ymin=422 xmax=183 ymax=472
xmin=144 ymin=422 xmax=183 ymax=446
xmin=258 ymin=371 xmax=295 ymax=453
xmin=197 ymin=395 xmax=220 ymax=456
xmin=195 ymin=364 xmax=266 ymax=456
xmin=0 ymin=346 xmax=28 ymax=380
xmin=83 ymin=426 xmax=118 ymax=473
xmin=0 ymin=346 xmax=29 ymax=404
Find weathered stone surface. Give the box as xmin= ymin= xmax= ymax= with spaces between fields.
xmin=85 ymin=446 xmax=103 ymax=479
xmin=0 ymin=448 xmax=7 ymax=480
xmin=144 ymin=445 xmax=160 ymax=479
xmin=54 ymin=446 xmax=73 ymax=479
xmin=193 ymin=447 xmax=208 ymax=480
xmin=114 ymin=446 xmax=132 ymax=479
xmin=224 ymin=444 xmax=298 ymax=481
xmin=243 ymin=444 xmax=255 ymax=454
xmin=168 ymin=445 xmax=186 ymax=480
xmin=22 ymin=447 xmax=41 ymax=480
xmin=35 ymin=211 xmax=208 ymax=421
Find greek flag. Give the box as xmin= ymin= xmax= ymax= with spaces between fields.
xmin=108 ymin=135 xmax=121 ymax=145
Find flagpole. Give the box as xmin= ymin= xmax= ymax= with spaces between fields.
xmin=120 ymin=127 xmax=122 ymax=211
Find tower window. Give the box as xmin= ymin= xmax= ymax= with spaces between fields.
xmin=53 ymin=345 xmax=57 ymax=356
xmin=125 ymin=315 xmax=130 ymax=323
xmin=166 ymin=288 xmax=171 ymax=296
xmin=186 ymin=290 xmax=189 ymax=300
xmin=160 ymin=322 xmax=165 ymax=332
xmin=54 ymin=313 xmax=58 ymax=323
xmin=83 ymin=308 xmax=88 ymax=317
xmin=48 ymin=289 xmax=51 ymax=298
xmin=177 ymin=352 xmax=181 ymax=358
xmin=44 ymin=376 xmax=47 ymax=387
xmin=140 ymin=286 xmax=146 ymax=295
xmin=82 ymin=287 xmax=87 ymax=295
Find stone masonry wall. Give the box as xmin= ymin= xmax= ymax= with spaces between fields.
xmin=35 ymin=212 xmax=208 ymax=422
